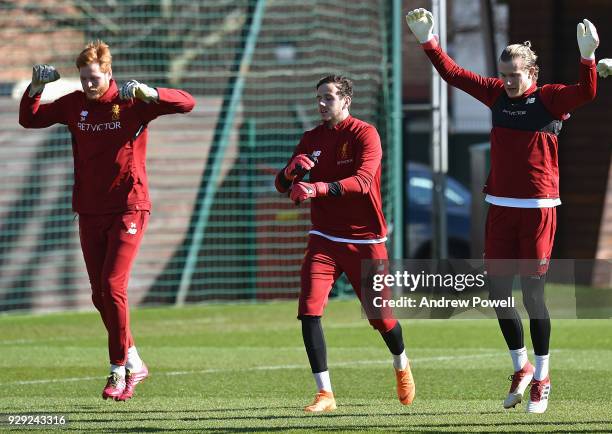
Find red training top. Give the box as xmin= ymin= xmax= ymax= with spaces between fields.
xmin=276 ymin=115 xmax=387 ymax=240
xmin=422 ymin=37 xmax=596 ymax=199
xmin=19 ymin=79 xmax=195 ymax=214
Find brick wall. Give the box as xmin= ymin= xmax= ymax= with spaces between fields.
xmin=0 ymin=1 xmax=83 ymax=82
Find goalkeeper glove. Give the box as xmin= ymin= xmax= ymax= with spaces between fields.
xmin=290 ymin=181 xmax=328 ymax=204
xmin=405 ymin=8 xmax=435 ymax=44
xmin=283 ymin=153 xmax=316 ymax=180
xmin=597 ymin=59 xmax=612 ymax=78
xmin=29 ymin=64 xmax=60 ymax=97
xmin=119 ymin=80 xmax=159 ymax=103
xmin=576 ymin=18 xmax=599 ymax=60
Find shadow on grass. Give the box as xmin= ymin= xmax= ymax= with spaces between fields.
xmin=57 ymin=426 xmax=612 ymax=434
xmin=59 ymin=409 xmax=612 ymax=433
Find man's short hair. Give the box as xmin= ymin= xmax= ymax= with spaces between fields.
xmin=76 ymin=40 xmax=112 ymax=72
xmin=316 ymin=75 xmax=353 ymax=99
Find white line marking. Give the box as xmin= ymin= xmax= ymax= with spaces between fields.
xmin=0 ymin=337 xmax=78 ymax=345
xmin=3 ymin=353 xmax=501 ymax=386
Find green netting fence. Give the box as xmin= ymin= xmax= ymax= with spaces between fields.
xmin=0 ymin=0 xmax=402 ymax=312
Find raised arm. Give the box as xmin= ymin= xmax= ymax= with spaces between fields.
xmin=19 ymin=64 xmax=67 ymax=128
xmin=405 ymin=8 xmax=503 ymax=107
xmin=540 ymin=60 xmax=596 ymax=117
xmin=540 ymin=19 xmax=598 ymax=116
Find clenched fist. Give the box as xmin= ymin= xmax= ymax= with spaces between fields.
xmin=29 ymin=64 xmax=60 ymax=97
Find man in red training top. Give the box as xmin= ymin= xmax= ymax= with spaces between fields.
xmin=406 ymin=8 xmax=598 ymax=414
xmin=19 ymin=40 xmax=195 ymax=401
xmin=275 ymin=75 xmax=414 ymax=412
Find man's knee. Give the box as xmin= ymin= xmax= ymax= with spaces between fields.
xmin=91 ymin=291 xmax=104 ymax=312
xmin=488 ymin=276 xmax=518 ymax=319
xmin=90 ymin=281 xmax=104 ymax=308
xmin=521 ymin=275 xmax=549 ymax=319
xmin=299 ymin=314 xmax=321 ymax=323
xmin=369 ymin=318 xmax=397 ymax=333
xmin=488 ymin=275 xmax=514 ymax=299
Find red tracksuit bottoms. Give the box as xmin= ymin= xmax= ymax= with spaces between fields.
xmin=78 ymin=210 xmax=149 ymax=365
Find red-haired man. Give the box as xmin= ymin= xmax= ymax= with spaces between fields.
xmin=20 ymin=40 xmax=195 ymax=401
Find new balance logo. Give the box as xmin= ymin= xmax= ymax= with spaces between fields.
xmin=126 ymin=223 xmax=138 ymax=235
xmin=526 ymin=97 xmax=536 ymax=104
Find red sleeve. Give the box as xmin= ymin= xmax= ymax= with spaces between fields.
xmin=139 ymin=88 xmax=196 ymax=122
xmin=274 ymin=134 xmax=308 ymax=193
xmin=19 ymin=86 xmax=69 ymax=128
xmin=337 ymin=126 xmax=381 ymax=196
xmin=539 ymin=58 xmax=597 ymax=119
xmin=422 ymin=37 xmax=504 ymax=108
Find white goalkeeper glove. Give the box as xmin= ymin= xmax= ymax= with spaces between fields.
xmin=29 ymin=64 xmax=60 ymax=97
xmin=597 ymin=59 xmax=612 ymax=78
xmin=119 ymin=79 xmax=159 ymax=103
xmin=405 ymin=8 xmax=435 ymax=44
xmin=576 ymin=18 xmax=599 ymax=60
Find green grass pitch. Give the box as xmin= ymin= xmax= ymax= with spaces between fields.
xmin=0 ymin=299 xmax=611 ymax=432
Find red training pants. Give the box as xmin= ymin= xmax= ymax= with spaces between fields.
xmin=78 ymin=210 xmax=149 ymax=365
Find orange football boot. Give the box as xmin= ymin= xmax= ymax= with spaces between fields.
xmin=304 ymin=390 xmax=337 ymax=412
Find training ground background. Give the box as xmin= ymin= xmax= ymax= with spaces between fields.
xmin=1 ymin=299 xmax=610 ymax=433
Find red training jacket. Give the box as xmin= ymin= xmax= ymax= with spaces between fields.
xmin=422 ymin=37 xmax=596 ymax=199
xmin=275 ymin=115 xmax=387 ymax=240
xmin=19 ymin=79 xmax=195 ymax=214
